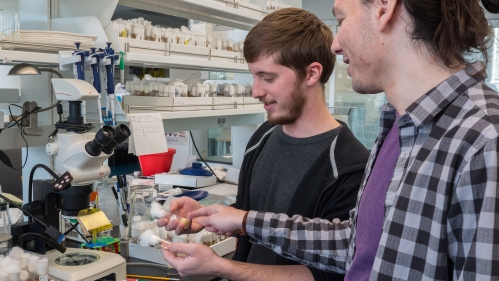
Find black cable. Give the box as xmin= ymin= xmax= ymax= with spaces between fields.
xmin=14 ymin=114 xmax=29 ymax=170
xmin=8 ymin=104 xmax=21 ymax=127
xmin=67 ymin=221 xmax=90 ymax=244
xmin=18 ymin=232 xmax=66 ymax=254
xmin=64 ymin=221 xmax=79 ymax=235
xmin=28 ymin=164 xmax=59 ymax=206
xmin=0 ymin=104 xmax=41 ymax=170
xmin=0 ymin=194 xmax=48 ymax=229
xmin=189 ymin=131 xmax=225 ymax=183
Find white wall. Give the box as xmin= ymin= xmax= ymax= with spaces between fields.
xmin=0 ymin=0 xmax=19 ymax=13
xmin=282 ymin=0 xmax=302 ymax=8
xmin=302 ymin=0 xmax=335 ymax=20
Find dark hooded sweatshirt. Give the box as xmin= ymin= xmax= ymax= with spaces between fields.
xmin=232 ymin=121 xmax=369 ymax=280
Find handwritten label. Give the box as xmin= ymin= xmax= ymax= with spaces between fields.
xmin=128 ymin=113 xmax=168 ymax=156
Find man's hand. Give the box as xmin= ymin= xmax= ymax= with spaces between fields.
xmin=157 ymin=197 xmax=204 ymax=235
xmin=162 ymin=242 xmax=224 ymax=276
xmin=188 ymin=204 xmax=248 ymax=236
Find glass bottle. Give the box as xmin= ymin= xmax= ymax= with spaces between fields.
xmin=0 ymin=202 xmax=12 ymax=256
xmin=0 ymin=202 xmax=12 ymax=234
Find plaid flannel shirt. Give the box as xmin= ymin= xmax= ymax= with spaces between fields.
xmin=245 ymin=62 xmax=499 ymax=280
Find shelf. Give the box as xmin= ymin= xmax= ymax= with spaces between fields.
xmin=0 ymin=50 xmax=59 ymax=66
xmin=119 ymin=107 xmax=265 ymax=121
xmin=112 ymin=107 xmax=266 ymax=132
xmin=118 ymin=0 xmax=263 ymax=30
xmin=124 ymin=52 xmax=249 ymax=72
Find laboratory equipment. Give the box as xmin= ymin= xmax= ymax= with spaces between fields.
xmin=101 ymin=42 xmax=120 ymax=126
xmin=89 ymin=48 xmax=104 ymax=122
xmin=155 ymin=162 xmax=217 ymax=188
xmin=72 ymin=42 xmax=89 ymax=80
xmin=21 ymin=79 xmax=130 ymax=253
xmin=45 ymin=248 xmax=126 ymax=281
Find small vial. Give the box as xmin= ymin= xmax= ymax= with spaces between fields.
xmin=131 ymin=215 xmax=142 ymax=243
xmin=19 ymin=253 xmax=30 ymax=270
xmin=150 ymin=201 xmax=190 ymax=229
xmin=139 ymin=230 xmax=172 ymax=251
xmin=36 ymin=257 xmax=48 ymax=280
xmin=27 ymin=255 xmax=39 ymax=280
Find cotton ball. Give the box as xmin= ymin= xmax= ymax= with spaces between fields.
xmin=20 ymin=270 xmax=28 ymax=280
xmin=1 ymin=256 xmax=12 ymax=267
xmin=5 ymin=263 xmax=21 ymax=274
xmin=150 ymin=201 xmax=167 ymax=219
xmin=8 ymin=247 xmax=23 ymax=260
xmin=139 ymin=230 xmax=156 ymax=247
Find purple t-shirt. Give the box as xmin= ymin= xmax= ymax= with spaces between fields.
xmin=345 ymin=115 xmax=400 ymax=281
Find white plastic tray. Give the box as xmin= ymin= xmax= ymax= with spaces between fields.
xmin=128 ymin=237 xmax=236 ymax=265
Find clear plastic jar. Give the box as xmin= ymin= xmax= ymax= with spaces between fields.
xmin=227 ymin=39 xmax=234 ymax=51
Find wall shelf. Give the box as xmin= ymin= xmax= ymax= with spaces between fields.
xmin=0 ymin=50 xmax=59 ymax=66
xmin=118 ymin=0 xmax=263 ymax=31
xmin=119 ymin=108 xmax=266 ymax=132
xmin=124 ymin=52 xmax=249 ymax=72
xmin=119 ymin=107 xmax=265 ymax=121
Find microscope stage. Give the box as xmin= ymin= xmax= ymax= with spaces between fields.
xmin=45 ymin=248 xmax=126 ymax=281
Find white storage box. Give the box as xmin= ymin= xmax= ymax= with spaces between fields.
xmin=243 ymin=97 xmax=261 ymax=108
xmin=155 ymin=173 xmax=217 ymax=188
xmin=213 ymin=96 xmax=244 ymax=110
xmin=122 ymin=96 xmax=213 ymax=112
xmin=128 ymin=237 xmax=236 ymax=265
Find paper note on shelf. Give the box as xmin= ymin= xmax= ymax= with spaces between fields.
xmin=128 ymin=113 xmax=168 ymax=156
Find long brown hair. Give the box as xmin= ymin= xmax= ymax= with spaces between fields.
xmin=243 ymin=8 xmax=335 ymax=84
xmin=362 ymin=0 xmax=498 ymax=68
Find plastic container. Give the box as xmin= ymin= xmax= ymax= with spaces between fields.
xmin=138 ymin=148 xmax=176 ymax=176
xmin=80 ymin=236 xmax=121 ymax=253
xmin=0 ymin=12 xmax=20 ymax=40
xmin=179 ymin=162 xmax=213 ymax=177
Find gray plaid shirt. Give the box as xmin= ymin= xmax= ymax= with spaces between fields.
xmin=245 ymin=62 xmax=499 ymax=280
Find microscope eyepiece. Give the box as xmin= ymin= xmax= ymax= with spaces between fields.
xmin=85 ymin=126 xmax=116 ymax=156
xmin=103 ymin=124 xmax=131 ymax=155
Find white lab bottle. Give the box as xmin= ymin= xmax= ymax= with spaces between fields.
xmin=27 ymin=255 xmax=39 ymax=280
xmin=36 ymin=257 xmax=48 ymax=281
xmin=131 ymin=216 xmax=142 ymax=243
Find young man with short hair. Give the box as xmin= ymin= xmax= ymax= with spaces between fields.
xmin=158 ymin=7 xmax=369 ymax=281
